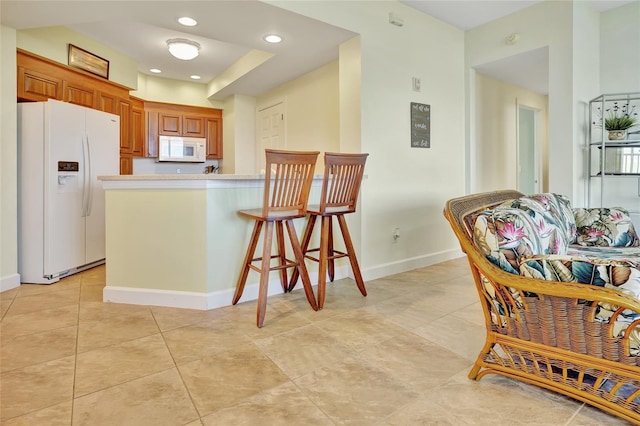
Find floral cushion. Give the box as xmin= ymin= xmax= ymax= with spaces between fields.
xmin=498 ymin=193 xmax=577 ymax=244
xmin=520 ymin=254 xmax=640 ymax=354
xmin=573 ymin=207 xmax=640 ymax=248
xmin=473 ymin=194 xmax=573 ymax=274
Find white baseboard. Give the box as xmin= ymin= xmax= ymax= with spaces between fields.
xmin=362 ymin=248 xmax=464 ymax=281
xmin=102 ymin=251 xmax=465 ymax=311
xmin=1 ymin=273 xmax=21 ymax=293
xmin=103 ymin=266 xmax=349 ymax=311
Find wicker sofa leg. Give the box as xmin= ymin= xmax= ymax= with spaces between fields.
xmin=469 ymin=340 xmax=494 ymax=380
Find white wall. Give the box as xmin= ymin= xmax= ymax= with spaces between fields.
xmin=572 ymin=1 xmax=601 ymax=208
xmin=221 ymin=94 xmax=257 ymax=174
xmin=600 ymin=2 xmax=640 ymax=93
xmin=133 ymin=73 xmax=218 ymax=108
xmin=256 ymin=60 xmax=340 ymax=173
xmin=466 ymin=1 xmax=579 ymax=202
xmin=596 ymin=2 xmax=640 ymax=221
xmin=1 ymin=25 xmax=20 ymax=291
xmin=269 ymin=1 xmax=467 ymax=276
xmin=17 ymin=26 xmax=138 ymax=89
xmin=473 ymin=73 xmax=548 ymax=193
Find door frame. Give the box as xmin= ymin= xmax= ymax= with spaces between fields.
xmin=516 ymin=100 xmax=543 ymax=194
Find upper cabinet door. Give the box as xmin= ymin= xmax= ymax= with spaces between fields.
xmin=183 ymin=115 xmax=206 ymax=137
xmin=131 ymin=103 xmax=145 ymax=156
xmin=119 ymin=99 xmax=132 ymax=154
xmin=62 ymin=80 xmax=95 ymax=109
xmin=206 ymin=118 xmax=223 ymax=159
xmin=158 ymin=113 xmax=182 ymax=135
xmin=18 ymin=67 xmax=62 ymax=101
xmin=96 ymin=91 xmax=118 ymax=114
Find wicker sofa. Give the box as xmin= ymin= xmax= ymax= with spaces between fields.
xmin=443 ymin=190 xmax=640 ymax=423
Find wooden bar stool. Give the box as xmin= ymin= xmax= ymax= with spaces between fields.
xmin=289 ymin=152 xmax=368 ymax=309
xmin=232 ymin=149 xmax=320 ymax=327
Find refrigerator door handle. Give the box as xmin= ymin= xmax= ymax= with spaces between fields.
xmin=80 ymin=134 xmax=91 ymax=217
xmin=86 ymin=134 xmax=93 ymax=216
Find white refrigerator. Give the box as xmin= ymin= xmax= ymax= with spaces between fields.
xmin=18 ymin=100 xmax=120 ymax=284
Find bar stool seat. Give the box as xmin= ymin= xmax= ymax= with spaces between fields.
xmin=232 ymin=149 xmax=320 ymax=327
xmin=289 ymin=152 xmax=368 ymax=309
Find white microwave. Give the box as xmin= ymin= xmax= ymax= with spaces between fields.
xmin=158 ymin=136 xmax=206 ymax=163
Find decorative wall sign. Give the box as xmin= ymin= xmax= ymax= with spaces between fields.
xmin=68 ymin=44 xmax=109 ymax=79
xmin=410 ymin=102 xmax=430 ymax=148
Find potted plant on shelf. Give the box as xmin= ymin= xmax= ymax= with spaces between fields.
xmin=594 ymin=102 xmax=639 ymax=140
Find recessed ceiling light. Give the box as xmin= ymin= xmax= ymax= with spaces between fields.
xmin=263 ymin=34 xmax=282 ymax=44
xmin=178 ymin=17 xmax=197 ymax=26
xmin=190 ymin=75 xmax=201 ymax=80
xmin=149 ymin=68 xmax=162 ymax=73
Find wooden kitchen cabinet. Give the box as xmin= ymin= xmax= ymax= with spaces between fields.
xmin=16 ymin=50 xmax=222 ymax=172
xmin=158 ymin=113 xmax=206 ymax=138
xmin=18 ymin=66 xmax=62 ymax=101
xmin=62 ymin=80 xmax=95 ymax=108
xmin=158 ymin=113 xmax=182 ymax=136
xmin=206 ymin=118 xmax=223 ymax=159
xmin=96 ymin=91 xmax=118 ymax=114
xmin=183 ymin=115 xmax=206 ymax=137
xmin=118 ymin=98 xmax=132 ymax=155
xmin=145 ymin=101 xmax=223 ymax=159
xmin=131 ymin=97 xmax=145 ymax=157
xmin=120 ymin=155 xmax=133 ymax=175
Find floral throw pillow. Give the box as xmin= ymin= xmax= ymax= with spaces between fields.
xmin=573 ymin=207 xmax=640 ymax=247
xmin=473 ymin=205 xmax=569 ymax=275
xmin=499 ymin=193 xmax=577 ymax=244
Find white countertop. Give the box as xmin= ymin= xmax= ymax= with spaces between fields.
xmin=99 ymin=173 xmax=324 ymax=189
xmin=98 ymin=173 xmax=265 ymax=181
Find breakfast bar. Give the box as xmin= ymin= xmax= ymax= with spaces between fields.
xmin=99 ymin=174 xmax=341 ymax=310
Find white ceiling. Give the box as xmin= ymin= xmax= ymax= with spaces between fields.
xmin=2 ymin=1 xmax=635 ymax=99
xmin=399 ymin=0 xmax=635 ymax=95
xmin=1 ymin=1 xmax=357 ymax=100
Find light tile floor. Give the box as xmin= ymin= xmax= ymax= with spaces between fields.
xmin=0 ymin=258 xmax=631 ymax=425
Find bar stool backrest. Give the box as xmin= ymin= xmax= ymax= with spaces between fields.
xmin=320 ymin=152 xmax=368 ymax=214
xmin=262 ymin=149 xmax=320 ymax=218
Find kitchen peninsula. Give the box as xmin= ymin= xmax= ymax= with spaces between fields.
xmin=99 ymin=174 xmax=338 ymax=310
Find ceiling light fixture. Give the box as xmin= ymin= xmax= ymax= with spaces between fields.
xmin=263 ymin=34 xmax=282 ymax=44
xmin=178 ymin=17 xmax=197 ymax=27
xmin=149 ymin=68 xmax=162 ymax=73
xmin=190 ymin=75 xmax=201 ymax=80
xmin=167 ymin=38 xmax=200 ymax=60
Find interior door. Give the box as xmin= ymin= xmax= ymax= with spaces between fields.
xmin=85 ymin=107 xmax=120 ymax=264
xmin=256 ymin=102 xmax=285 ymax=173
xmin=45 ymin=100 xmax=86 ymax=275
xmin=517 ymin=104 xmax=540 ymax=194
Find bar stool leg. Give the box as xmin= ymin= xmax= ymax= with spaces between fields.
xmin=337 ymin=215 xmax=367 ymax=296
xmin=233 ymin=220 xmax=263 ymax=305
xmin=256 ymin=221 xmax=275 ymax=328
xmin=327 ymin=218 xmax=335 ymax=282
xmin=288 ymin=215 xmax=317 ymax=292
xmin=275 ymin=221 xmax=288 ymax=292
xmin=317 ymin=215 xmax=331 ymax=309
xmin=286 ymin=219 xmax=318 ymax=311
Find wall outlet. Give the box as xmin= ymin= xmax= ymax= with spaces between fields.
xmin=393 ymin=227 xmax=400 ymax=241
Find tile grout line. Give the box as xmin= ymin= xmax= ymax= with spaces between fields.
xmin=150 ymin=307 xmax=203 ymax=424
